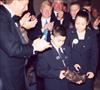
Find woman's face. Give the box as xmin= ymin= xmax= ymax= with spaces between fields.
xmin=75 ymin=16 xmax=88 ymax=32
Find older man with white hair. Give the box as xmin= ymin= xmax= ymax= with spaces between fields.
xmin=51 ymin=0 xmax=71 ymax=30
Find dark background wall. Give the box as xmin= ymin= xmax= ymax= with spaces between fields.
xmin=93 ymin=0 xmax=100 ymax=13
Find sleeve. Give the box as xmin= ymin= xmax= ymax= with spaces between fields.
xmin=90 ymin=31 xmax=99 ymax=73
xmin=36 ymin=53 xmax=61 ymax=79
xmin=0 ymin=16 xmax=33 ymax=58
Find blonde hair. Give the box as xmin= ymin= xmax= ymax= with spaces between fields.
xmin=40 ymin=0 xmax=52 ymax=11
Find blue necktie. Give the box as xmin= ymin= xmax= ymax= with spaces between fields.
xmin=42 ymin=20 xmax=48 ymax=41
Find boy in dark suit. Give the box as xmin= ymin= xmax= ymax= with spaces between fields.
xmin=37 ymin=25 xmax=71 ymax=90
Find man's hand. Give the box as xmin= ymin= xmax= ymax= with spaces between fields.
xmin=20 ymin=12 xmax=37 ymax=29
xmin=32 ymin=38 xmax=52 ymax=52
xmin=43 ymin=22 xmax=54 ymax=32
xmin=93 ymin=16 xmax=100 ymax=29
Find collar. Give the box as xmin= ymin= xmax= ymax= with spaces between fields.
xmin=54 ymin=11 xmax=58 ymax=16
xmin=41 ymin=17 xmax=51 ymax=23
xmin=51 ymin=41 xmax=63 ymax=54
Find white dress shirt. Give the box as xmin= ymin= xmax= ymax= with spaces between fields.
xmin=41 ymin=17 xmax=51 ymax=32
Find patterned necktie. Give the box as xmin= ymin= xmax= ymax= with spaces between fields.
xmin=58 ymin=48 xmax=64 ymax=58
xmin=58 ymin=48 xmax=66 ymax=68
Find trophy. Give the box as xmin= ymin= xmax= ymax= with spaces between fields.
xmin=64 ymin=68 xmax=86 ymax=84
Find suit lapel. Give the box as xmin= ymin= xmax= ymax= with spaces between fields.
xmin=0 ymin=5 xmax=11 ymax=18
xmin=0 ymin=5 xmax=28 ymax=44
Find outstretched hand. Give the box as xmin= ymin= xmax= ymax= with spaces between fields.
xmin=32 ymin=38 xmax=52 ymax=52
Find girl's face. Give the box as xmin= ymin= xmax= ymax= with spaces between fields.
xmin=75 ymin=16 xmax=88 ymax=32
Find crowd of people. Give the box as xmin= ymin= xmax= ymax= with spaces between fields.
xmin=0 ymin=0 xmax=100 ymax=90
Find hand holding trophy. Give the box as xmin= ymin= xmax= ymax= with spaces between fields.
xmin=64 ymin=68 xmax=86 ymax=84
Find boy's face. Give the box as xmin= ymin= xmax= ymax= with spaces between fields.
xmin=51 ymin=35 xmax=66 ymax=48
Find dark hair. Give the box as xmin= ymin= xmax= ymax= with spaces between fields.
xmin=75 ymin=9 xmax=89 ymax=22
xmin=70 ymin=1 xmax=80 ymax=7
xmin=82 ymin=1 xmax=92 ymax=7
xmin=52 ymin=25 xmax=67 ymax=37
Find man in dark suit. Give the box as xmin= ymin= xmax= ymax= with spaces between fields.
xmin=30 ymin=0 xmax=54 ymax=41
xmin=37 ymin=25 xmax=71 ymax=90
xmin=0 ymin=0 xmax=51 ymax=90
xmin=51 ymin=0 xmax=71 ymax=30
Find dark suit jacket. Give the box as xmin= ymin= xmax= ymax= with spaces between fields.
xmin=67 ymin=28 xmax=98 ymax=90
xmin=51 ymin=11 xmax=71 ymax=30
xmin=29 ymin=14 xmax=56 ymax=41
xmin=67 ymin=28 xmax=98 ymax=73
xmin=0 ymin=5 xmax=33 ymax=90
xmin=37 ymin=42 xmax=71 ymax=90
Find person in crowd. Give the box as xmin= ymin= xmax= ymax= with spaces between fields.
xmin=82 ymin=1 xmax=92 ymax=13
xmin=91 ymin=7 xmax=100 ymax=70
xmin=67 ymin=9 xmax=98 ymax=90
xmin=69 ymin=1 xmax=80 ymax=29
xmin=92 ymin=7 xmax=100 ymax=19
xmin=52 ymin=0 xmax=71 ymax=30
xmin=83 ymin=1 xmax=100 ymax=61
xmin=63 ymin=2 xmax=68 ymax=13
xmin=0 ymin=0 xmax=51 ymax=90
xmin=37 ymin=25 xmax=71 ymax=90
xmin=82 ymin=1 xmax=93 ymax=25
xmin=32 ymin=0 xmax=54 ymax=42
xmin=82 ymin=1 xmax=100 ymax=34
